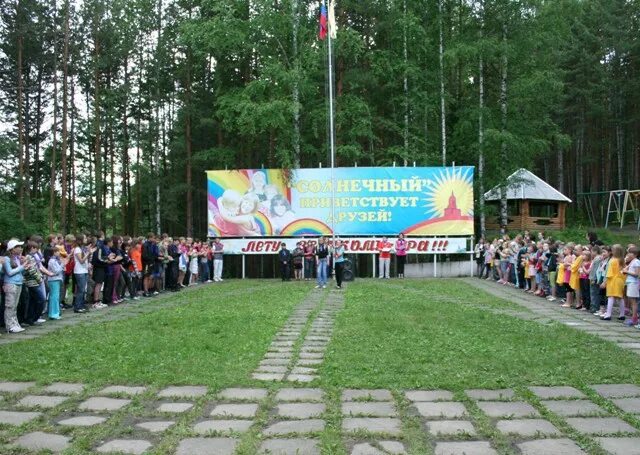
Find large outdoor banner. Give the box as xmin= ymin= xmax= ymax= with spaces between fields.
xmin=207 ymin=166 xmax=474 ymax=238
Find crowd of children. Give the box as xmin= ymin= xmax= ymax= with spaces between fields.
xmin=0 ymin=233 xmax=225 ymax=334
xmin=475 ymin=231 xmax=640 ymax=329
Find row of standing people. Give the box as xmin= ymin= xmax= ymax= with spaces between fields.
xmin=276 ymin=235 xmax=411 ymax=287
xmin=0 ymin=233 xmax=227 ymax=334
xmin=475 ymin=231 xmax=640 ymax=329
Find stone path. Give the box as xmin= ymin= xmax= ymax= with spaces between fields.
xmin=465 ymin=278 xmax=640 ymax=357
xmin=0 ymin=283 xmax=268 ymax=346
xmin=1 ymin=381 xmax=639 ymax=454
xmin=252 ymin=289 xmax=344 ymax=383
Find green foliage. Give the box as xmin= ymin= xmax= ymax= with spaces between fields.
xmin=0 ymin=0 xmax=639 ymax=236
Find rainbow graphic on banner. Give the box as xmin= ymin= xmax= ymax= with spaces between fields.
xmin=207 ymin=169 xmax=290 ymax=202
xmin=280 ymin=219 xmax=333 ymax=237
xmin=208 ymin=223 xmax=223 ymax=237
xmin=254 ymin=212 xmax=274 ymax=236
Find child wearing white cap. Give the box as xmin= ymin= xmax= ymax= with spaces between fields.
xmin=3 ymin=239 xmax=26 ymax=333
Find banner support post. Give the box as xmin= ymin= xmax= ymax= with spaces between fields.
xmin=372 ymin=253 xmax=375 ymax=278
xmin=469 ymin=252 xmax=474 ymax=277
xmin=433 ymin=254 xmax=437 ymax=278
xmin=242 ymin=254 xmax=246 ymax=279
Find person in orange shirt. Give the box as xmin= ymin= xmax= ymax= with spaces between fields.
xmin=601 ymin=244 xmax=626 ymax=321
xmin=129 ymin=240 xmax=143 ymax=298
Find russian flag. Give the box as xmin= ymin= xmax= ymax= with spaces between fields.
xmin=319 ymin=1 xmax=328 ymax=40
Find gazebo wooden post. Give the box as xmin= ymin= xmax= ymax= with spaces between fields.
xmin=558 ymin=203 xmax=566 ymax=229
xmin=521 ymin=200 xmax=529 ymax=231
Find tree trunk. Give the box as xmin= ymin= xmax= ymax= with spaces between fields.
xmin=616 ymin=102 xmax=624 ymax=189
xmin=109 ymin=103 xmax=116 ymax=233
xmin=16 ymin=6 xmax=25 ymax=220
xmin=185 ymin=47 xmax=193 ymax=237
xmin=122 ymin=54 xmax=130 ymax=234
xmin=575 ymin=109 xmax=585 ymax=205
xmin=403 ymin=0 xmax=409 ymax=165
xmin=135 ymin=48 xmax=143 ymax=233
xmin=24 ymin=58 xmax=31 ymax=206
xmin=438 ymin=0 xmax=446 ymax=166
xmin=93 ymin=11 xmax=102 ymax=229
xmin=33 ymin=64 xmax=44 ymax=197
xmin=70 ymin=74 xmax=77 ymax=231
xmin=292 ymin=0 xmax=300 ymax=168
xmin=49 ymin=1 xmax=59 ymax=232
xmin=556 ymin=134 xmax=564 ymax=193
xmin=60 ymin=0 xmax=70 ymax=233
xmin=478 ymin=0 xmax=485 ymax=237
xmin=155 ymin=0 xmax=162 ymax=235
xmin=499 ymin=23 xmax=508 ymax=229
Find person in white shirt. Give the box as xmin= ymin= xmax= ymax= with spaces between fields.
xmin=623 ymin=246 xmax=639 ymax=328
xmin=73 ymin=235 xmax=93 ymax=313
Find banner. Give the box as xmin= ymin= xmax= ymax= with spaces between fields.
xmin=207 ymin=166 xmax=474 ymax=237
xmin=218 ymin=237 xmax=469 ymax=255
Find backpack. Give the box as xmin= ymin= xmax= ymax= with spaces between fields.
xmin=142 ymin=242 xmax=153 ymax=264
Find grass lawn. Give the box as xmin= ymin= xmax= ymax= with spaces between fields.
xmin=0 ymin=280 xmax=309 ymax=388
xmin=1 ymin=278 xmax=639 ymax=455
xmin=320 ymin=279 xmax=640 ymax=390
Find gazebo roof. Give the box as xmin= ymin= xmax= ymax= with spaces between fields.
xmin=484 ymin=168 xmax=572 ymax=203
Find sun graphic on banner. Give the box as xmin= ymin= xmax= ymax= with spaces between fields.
xmin=423 ymin=167 xmax=474 ymax=217
xmin=402 ymin=167 xmax=474 ymax=236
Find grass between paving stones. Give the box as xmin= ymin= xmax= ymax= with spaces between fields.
xmin=393 ymin=391 xmax=430 ymax=455
xmin=232 ymin=390 xmax=275 ymax=455
xmin=517 ymin=387 xmax=607 ymax=455
xmin=286 ymin=291 xmax=327 ymax=376
xmin=454 ymin=392 xmax=516 ymax=455
xmin=320 ymin=387 xmax=347 ymax=455
xmin=0 ymin=280 xmax=310 ymax=387
xmin=578 ymin=386 xmax=640 ymax=436
xmin=321 ymin=279 xmax=640 ymax=389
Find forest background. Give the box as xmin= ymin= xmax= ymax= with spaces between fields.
xmin=0 ymin=0 xmax=638 ymax=240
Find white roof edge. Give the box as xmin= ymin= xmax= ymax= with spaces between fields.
xmin=483 ymin=168 xmax=572 ymax=203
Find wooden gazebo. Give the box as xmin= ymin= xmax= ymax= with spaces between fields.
xmin=484 ymin=169 xmax=572 ymax=231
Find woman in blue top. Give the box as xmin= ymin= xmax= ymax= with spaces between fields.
xmin=333 ymin=239 xmax=345 ymax=289
xmin=3 ymin=239 xmax=26 ymax=333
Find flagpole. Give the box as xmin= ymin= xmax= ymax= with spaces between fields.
xmin=326 ymin=0 xmax=336 ymax=249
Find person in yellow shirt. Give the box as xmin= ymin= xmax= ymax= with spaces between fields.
xmin=560 ymin=246 xmax=575 ymax=308
xmin=601 ymin=244 xmax=626 ymax=320
xmin=569 ymin=245 xmax=584 ymax=308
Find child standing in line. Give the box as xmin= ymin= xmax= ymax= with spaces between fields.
xmin=527 ymin=246 xmax=537 ymax=294
xmin=588 ymin=246 xmax=602 ymax=314
xmin=570 ymin=245 xmax=584 ymax=309
xmin=546 ymin=245 xmax=558 ymax=301
xmin=189 ymin=243 xmax=200 ymax=285
xmin=601 ymin=244 xmax=626 ymax=321
xmin=623 ymin=247 xmax=640 ymax=328
xmin=177 ymin=238 xmax=188 ymax=287
xmin=533 ymin=243 xmax=545 ymax=296
xmin=561 ymin=246 xmax=575 ymax=307
xmin=578 ymin=248 xmax=591 ymax=311
xmin=484 ymin=242 xmax=495 ymax=280
xmin=595 ymin=246 xmax=611 ymax=317
xmin=46 ymin=247 xmax=64 ymax=320
xmin=556 ymin=249 xmax=565 ymax=302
